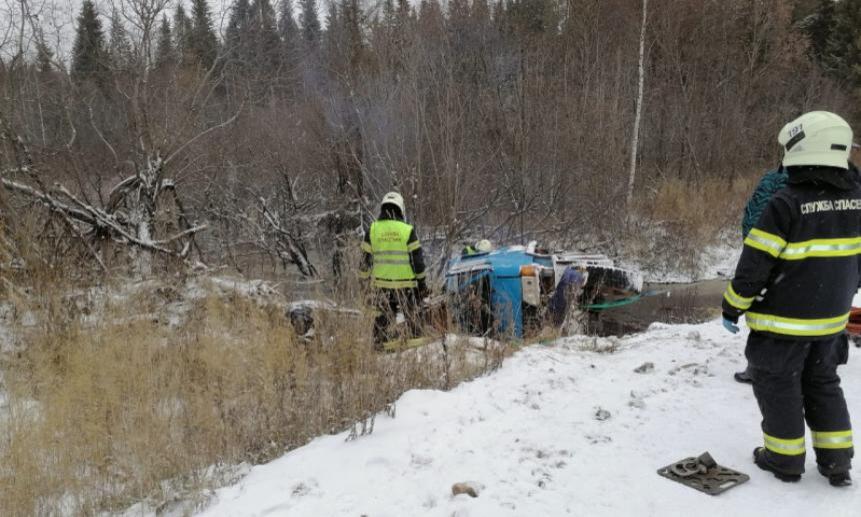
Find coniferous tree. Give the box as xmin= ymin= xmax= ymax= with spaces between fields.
xmin=324 ymin=1 xmax=340 ymax=59
xmin=249 ymin=0 xmax=281 ymax=72
xmin=188 ymin=0 xmax=220 ymax=68
xmin=396 ymin=0 xmax=411 ymax=24
xmin=448 ymin=0 xmax=470 ymax=26
xmin=71 ymin=0 xmax=108 ymax=81
xmin=492 ymin=0 xmax=506 ymax=32
xmin=806 ymin=0 xmax=836 ymax=64
xmin=506 ymin=0 xmax=558 ymax=37
xmin=470 ymin=0 xmax=494 ymax=55
xmin=448 ymin=0 xmax=470 ymax=52
xmin=275 ymin=0 xmax=302 ymax=96
xmin=300 ymin=0 xmax=321 ymax=47
xmin=417 ymin=0 xmax=444 ymax=39
xmin=337 ymin=0 xmax=364 ymax=71
xmin=381 ymin=0 xmax=396 ymax=33
xmin=278 ymin=0 xmax=299 ymax=68
xmin=173 ymin=3 xmax=193 ymax=61
xmin=226 ymin=0 xmax=251 ymax=58
xmin=108 ymin=10 xmax=134 ymax=71
xmin=225 ymin=0 xmax=280 ymax=85
xmin=36 ymin=40 xmax=54 ymax=73
xmin=279 ymin=0 xmax=299 ymax=44
xmin=377 ymin=0 xmax=397 ymax=67
xmin=825 ymin=0 xmax=861 ymax=89
xmin=471 ymin=0 xmax=491 ymax=29
xmin=155 ymin=15 xmax=174 ymax=68
xmin=394 ymin=0 xmax=413 ymax=49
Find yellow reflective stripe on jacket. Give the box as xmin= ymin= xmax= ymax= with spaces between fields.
xmin=407 ymin=240 xmax=421 ymax=252
xmin=744 ymin=228 xmax=787 ymax=258
xmin=746 ymin=312 xmax=849 ymax=337
xmin=373 ymin=278 xmax=418 ymax=289
xmin=764 ymin=433 xmax=805 ymax=456
xmin=373 ymin=257 xmax=411 ymax=265
xmin=724 ymin=284 xmax=755 ymax=310
xmin=361 ymin=241 xmax=373 ymax=253
xmin=415 ymin=271 xmax=427 ymax=280
xmin=375 ymin=250 xmax=410 ymax=256
xmin=812 ymin=430 xmax=853 ymax=450
xmin=779 ymin=237 xmax=861 ymax=260
xmin=358 ymin=270 xmax=370 ymax=279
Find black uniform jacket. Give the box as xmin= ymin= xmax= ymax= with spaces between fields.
xmin=722 ymin=166 xmax=861 ymax=339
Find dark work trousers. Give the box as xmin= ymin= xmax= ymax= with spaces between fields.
xmin=372 ymin=288 xmax=421 ymax=346
xmin=746 ymin=331 xmax=853 ymax=475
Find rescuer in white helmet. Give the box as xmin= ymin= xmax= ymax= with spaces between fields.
xmin=358 ymin=192 xmax=428 ymax=348
xmin=722 ymin=111 xmax=857 ymax=487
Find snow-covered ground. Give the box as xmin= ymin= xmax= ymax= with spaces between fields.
xmin=196 ymin=319 xmax=861 ymax=517
xmin=625 ymin=241 xmax=742 ymax=284
xmin=666 ymin=241 xmax=741 ymax=283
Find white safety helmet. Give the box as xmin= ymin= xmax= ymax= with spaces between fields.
xmin=380 ymin=191 xmax=405 ymax=216
xmin=475 ymin=239 xmax=493 ymax=253
xmin=778 ymin=111 xmax=853 ymax=170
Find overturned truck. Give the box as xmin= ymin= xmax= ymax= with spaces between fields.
xmin=444 ymin=243 xmax=643 ymax=338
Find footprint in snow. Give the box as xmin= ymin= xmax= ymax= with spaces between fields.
xmin=585 ymin=434 xmax=613 ymax=444
xmin=290 ymin=478 xmax=319 ymax=497
xmin=365 ymin=456 xmax=392 ymax=468
xmin=410 ymin=453 xmax=433 ymax=468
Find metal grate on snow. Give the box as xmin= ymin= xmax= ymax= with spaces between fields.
xmin=657 ymin=452 xmax=749 ymax=496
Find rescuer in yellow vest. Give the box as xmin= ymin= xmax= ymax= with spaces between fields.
xmin=359 ymin=192 xmax=428 ymax=348
xmin=461 ymin=239 xmax=493 ymax=257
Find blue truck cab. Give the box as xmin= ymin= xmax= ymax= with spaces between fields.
xmin=444 ymin=244 xmax=642 ymax=338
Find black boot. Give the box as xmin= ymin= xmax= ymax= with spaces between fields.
xmin=818 ymin=465 xmax=852 ymax=487
xmin=734 ymin=370 xmax=753 ymax=384
xmin=753 ymin=448 xmax=802 ymax=482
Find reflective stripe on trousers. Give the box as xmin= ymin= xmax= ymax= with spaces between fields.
xmin=812 ymin=430 xmax=853 ymax=449
xmin=764 ymin=433 xmax=805 ymax=456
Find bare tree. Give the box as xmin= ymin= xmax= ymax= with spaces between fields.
xmin=1 ymin=0 xmax=241 ymax=275
xmin=0 ymin=0 xmax=853 ymax=283
xmin=626 ymin=0 xmax=647 ymax=208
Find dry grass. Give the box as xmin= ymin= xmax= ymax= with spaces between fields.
xmin=0 ymin=276 xmax=502 ymax=516
xmin=643 ymin=176 xmax=756 ymax=240
xmin=623 ymin=174 xmax=759 ymax=278
xmin=0 ymin=175 xmax=760 ymax=515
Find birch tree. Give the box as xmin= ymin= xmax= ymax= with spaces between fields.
xmin=626 ymin=0 xmax=647 ymax=208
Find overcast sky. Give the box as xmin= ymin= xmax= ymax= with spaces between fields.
xmin=0 ymin=0 xmax=374 ymax=63
xmin=0 ymin=0 xmax=265 ymax=62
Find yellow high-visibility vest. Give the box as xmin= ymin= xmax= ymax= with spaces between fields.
xmin=368 ymin=220 xmax=418 ymax=289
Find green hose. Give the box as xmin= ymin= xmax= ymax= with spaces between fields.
xmin=583 ymin=294 xmax=644 ymax=311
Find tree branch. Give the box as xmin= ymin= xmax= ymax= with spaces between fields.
xmin=163 ymin=108 xmax=243 ymax=167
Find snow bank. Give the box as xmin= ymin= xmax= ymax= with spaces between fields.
xmin=624 ymin=241 xmax=741 ymax=284
xmin=197 ymin=321 xmax=861 ymax=517
xmin=665 ymin=241 xmax=740 ymax=283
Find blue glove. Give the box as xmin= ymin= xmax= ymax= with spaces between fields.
xmin=722 ymin=317 xmax=740 ymax=334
